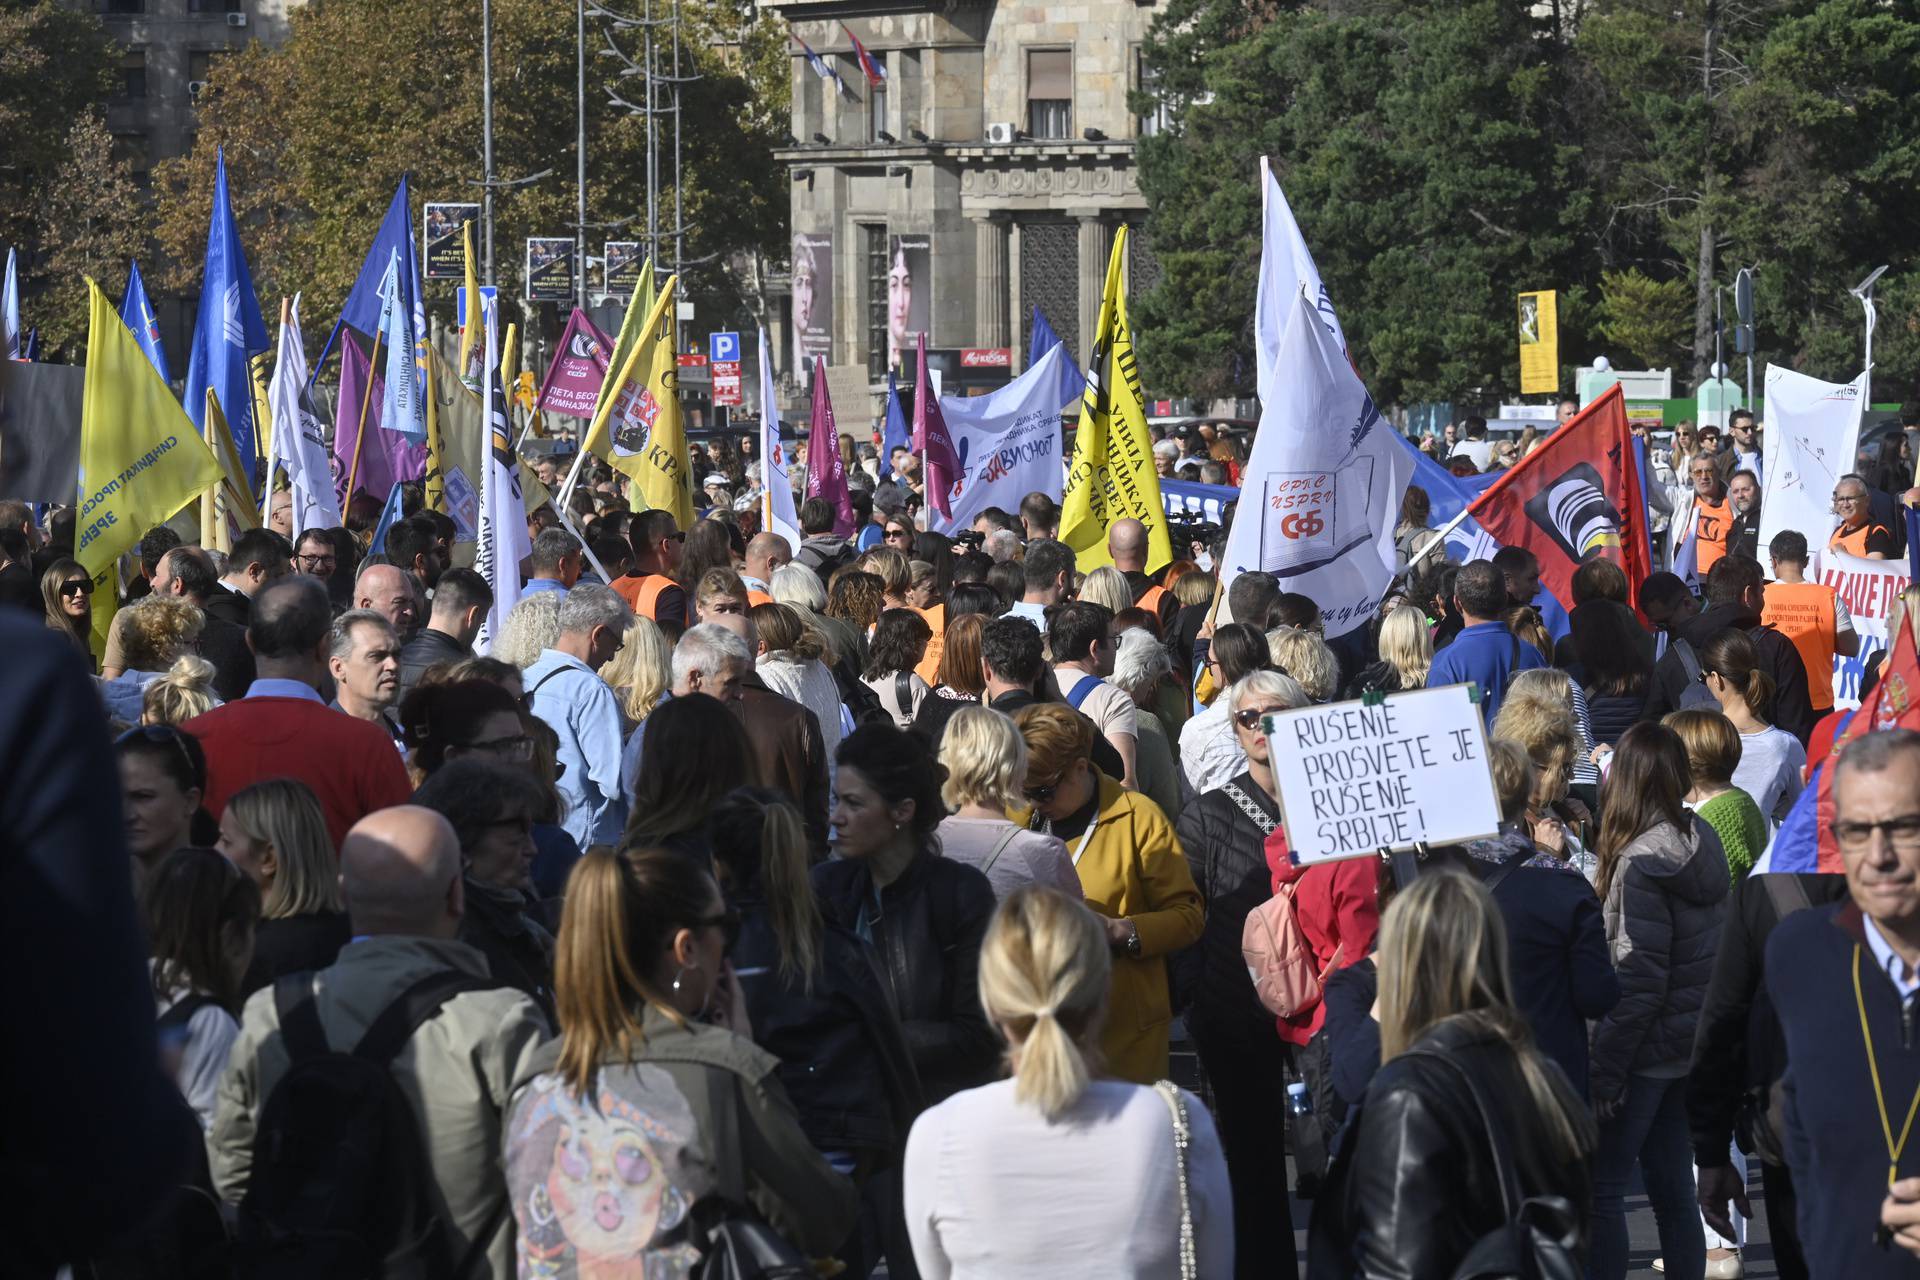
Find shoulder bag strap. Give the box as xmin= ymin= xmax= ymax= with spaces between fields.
xmin=1064 ymin=671 xmax=1101 ymax=711
xmin=273 ymin=970 xmax=328 ymax=1063
xmin=1219 ymin=780 xmax=1278 ymax=837
xmin=1152 ymin=1080 xmax=1198 ymax=1280
xmin=1482 ymin=838 xmax=1534 ymax=895
xmin=529 ymin=664 xmax=585 ymax=699
xmin=352 ymin=970 xmax=498 ymax=1065
xmin=894 ymin=671 xmax=914 ymax=719
xmin=980 ymin=824 xmax=1024 ymax=875
xmin=1762 ymin=872 xmax=1812 ymax=921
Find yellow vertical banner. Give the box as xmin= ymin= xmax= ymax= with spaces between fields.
xmin=1518 ymin=289 xmax=1559 ymax=395
xmin=631 ymin=276 xmax=694 ymax=527
xmin=1059 ymin=225 xmax=1172 ymax=574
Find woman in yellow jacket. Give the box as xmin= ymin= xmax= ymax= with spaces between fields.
xmin=1011 ymin=703 xmax=1204 ymax=1084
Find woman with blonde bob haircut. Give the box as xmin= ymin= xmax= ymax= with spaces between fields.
xmin=599 ymin=612 xmax=672 ymax=729
xmin=904 ymin=885 xmax=1233 ymax=1277
xmin=1346 ymin=602 xmax=1432 ymax=698
xmin=1309 ymin=870 xmax=1595 ymax=1275
xmin=1267 ymin=625 xmax=1339 ymax=704
xmin=937 ymin=706 xmax=1080 ymax=901
xmin=1077 ymin=565 xmax=1134 ymax=617
xmin=216 ymin=777 xmax=350 ymax=996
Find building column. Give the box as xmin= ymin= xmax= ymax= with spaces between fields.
xmin=1077 ymin=216 xmax=1108 ymax=353
xmin=975 ymin=218 xmax=1009 ymax=351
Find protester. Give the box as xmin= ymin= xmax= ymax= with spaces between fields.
xmin=1110 ymin=627 xmax=1184 ymax=819
xmin=185 ymin=577 xmax=414 ymax=850
xmin=904 ymin=885 xmax=1233 ymax=1278
xmin=1830 ymin=472 xmax=1897 ymax=559
xmin=907 ymin=609 xmax=986 ymax=743
xmin=1649 ymin=556 xmax=1817 ymax=744
xmin=1678 ymin=452 xmax=1734 ymax=577
xmin=625 ymin=692 xmax=757 ymax=868
xmin=395 ymin=566 xmax=491 ymax=699
xmin=491 ymin=588 xmax=562 ymax=669
xmin=210 ymin=806 xmax=551 ymax=1276
xmin=865 ymin=606 xmax=934 ymax=730
xmin=1013 ymin=704 xmax=1202 ymax=1083
xmin=140 ymin=655 xmax=221 ymax=727
xmin=113 ymin=545 xmax=256 ymax=700
xmin=1699 ymin=627 xmax=1807 ymax=827
xmin=216 ymin=777 xmax=351 ymax=997
xmin=1048 ymin=601 xmax=1140 ymax=790
xmin=1763 ymin=530 xmax=1858 ymax=718
xmin=1007 ymin=538 xmax=1075 ymax=627
xmin=117 ymin=721 xmax=217 ymax=888
xmin=524 ymin=583 xmax=634 ymax=850
xmin=752 ymin=600 xmax=848 ymax=759
xmin=1267 ymin=624 xmax=1339 ymax=704
xmin=1664 ymin=708 xmax=1769 ymax=883
xmin=40 ymin=555 xmax=93 ymax=659
xmin=936 ymin=704 xmax=1080 ymax=900
xmin=1571 ymin=599 xmax=1656 ymax=746
xmin=1307 ymin=870 xmax=1595 ymax=1277
xmin=1344 ymin=602 xmax=1430 ymax=699
xmin=327 ymin=608 xmax=405 ymax=742
xmin=612 ymin=507 xmax=690 ymax=627
xmin=207 ymin=527 xmax=292 ymax=629
xmin=1588 ymin=722 xmax=1731 ymax=1280
xmin=597 ymin=610 xmax=672 ymax=733
xmin=1727 ymin=469 xmax=1762 ymax=562
xmin=1427 ymin=558 xmax=1547 ymax=725
xmin=398 ymin=676 xmax=531 ymax=783
xmin=144 ymin=846 xmax=260 ymax=1127
xmin=1179 ymin=621 xmax=1271 ymax=794
xmin=353 ymin=561 xmax=421 ymax=643
xmin=100 ymin=595 xmax=205 ymax=723
xmin=1175 ymin=669 xmax=1308 ymax=1279
xmin=521 ymin=526 xmax=583 ymax=596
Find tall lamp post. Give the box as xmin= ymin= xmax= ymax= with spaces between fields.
xmin=1850 ymin=264 xmax=1889 ymax=409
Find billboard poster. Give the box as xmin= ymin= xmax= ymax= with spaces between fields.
xmin=888 ymin=232 xmax=931 ymax=374
xmin=605 ymin=241 xmax=644 ymax=295
xmin=1517 ymin=289 xmax=1558 ymax=396
xmin=526 ymin=237 xmax=575 ymax=303
xmin=791 ymin=231 xmax=833 ymax=382
xmin=423 ymin=203 xmax=479 ymax=280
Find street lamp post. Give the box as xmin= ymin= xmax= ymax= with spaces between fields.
xmin=1850 ymin=264 xmax=1889 ymax=408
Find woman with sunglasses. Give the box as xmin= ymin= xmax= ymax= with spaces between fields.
xmin=1177 ymin=622 xmax=1272 ymax=795
xmin=118 ymin=723 xmax=218 ymax=889
xmin=41 ymin=557 xmax=94 ymax=664
xmin=416 ymin=756 xmax=557 ymax=1016
xmin=1012 ymin=704 xmax=1203 ymax=1086
xmin=504 ymin=846 xmax=859 ymax=1273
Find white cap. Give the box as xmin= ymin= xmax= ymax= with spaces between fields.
xmin=703 ymin=473 xmax=729 ymax=489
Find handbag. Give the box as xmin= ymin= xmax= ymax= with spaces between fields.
xmin=688 ymin=1197 xmax=814 ymax=1280
xmin=1398 ymin=1049 xmax=1584 ymax=1280
xmin=1152 ymin=1080 xmax=1199 ymax=1280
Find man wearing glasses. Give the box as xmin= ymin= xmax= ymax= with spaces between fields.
xmin=1829 ymin=475 xmax=1896 ymax=560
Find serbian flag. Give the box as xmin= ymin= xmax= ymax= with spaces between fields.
xmin=1465 ymin=383 xmax=1652 ymax=614
xmin=913 ymin=332 xmax=961 ymax=519
xmin=1771 ymin=616 xmax=1920 ymax=873
xmin=842 ymin=24 xmax=886 ymax=87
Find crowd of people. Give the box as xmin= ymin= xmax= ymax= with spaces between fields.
xmin=8 ymin=399 xmax=1920 ymax=1280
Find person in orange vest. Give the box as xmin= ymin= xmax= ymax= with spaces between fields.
xmin=1679 ymin=454 xmax=1733 ymax=577
xmin=1828 ymin=474 xmax=1896 ymax=559
xmin=1107 ymin=517 xmax=1178 ymax=631
xmin=610 ymin=508 xmax=690 ymax=629
xmin=1763 ymin=529 xmax=1859 ymax=714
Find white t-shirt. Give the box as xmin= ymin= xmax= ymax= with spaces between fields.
xmin=1005 ymin=601 xmax=1049 ymax=630
xmin=904 ymin=1078 xmax=1233 ymax=1279
xmin=1734 ymin=726 xmax=1807 ymax=826
xmin=1057 ymin=669 xmax=1138 ymax=745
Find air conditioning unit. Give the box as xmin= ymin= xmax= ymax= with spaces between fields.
xmin=226 ymin=11 xmax=247 ymax=26
xmin=985 ymin=121 xmax=1017 ymax=145
xmin=188 ymin=80 xmax=209 ymax=97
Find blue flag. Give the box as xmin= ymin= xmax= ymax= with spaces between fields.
xmin=313 ymin=177 xmax=425 ymax=395
xmin=368 ymin=482 xmax=408 ymax=555
xmin=1028 ymin=306 xmax=1086 ymax=402
xmin=1909 ymin=509 xmax=1920 ymax=583
xmin=183 ymin=149 xmax=271 ymax=484
xmin=879 ymin=368 xmax=911 ymax=481
xmin=120 ymin=259 xmax=171 ymax=383
xmin=1395 ymin=431 xmax=1498 ymax=564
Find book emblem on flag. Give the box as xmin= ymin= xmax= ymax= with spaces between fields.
xmin=1522 ymin=462 xmax=1623 ymax=563
xmin=572 ymin=329 xmax=603 ymax=360
xmin=1258 ymin=455 xmax=1377 ymax=576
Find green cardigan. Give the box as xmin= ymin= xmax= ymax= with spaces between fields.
xmin=1695 ymin=788 xmax=1768 ymax=882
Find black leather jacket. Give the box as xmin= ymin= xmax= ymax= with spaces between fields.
xmin=731 ymin=891 xmax=923 ymax=1154
xmin=812 ymin=849 xmax=1000 ymax=1106
xmin=1173 ymin=772 xmax=1278 ymax=1037
xmin=1308 ymin=1018 xmax=1592 ymax=1280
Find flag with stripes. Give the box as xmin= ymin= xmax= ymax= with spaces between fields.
xmin=474 ymin=292 xmax=530 ymax=651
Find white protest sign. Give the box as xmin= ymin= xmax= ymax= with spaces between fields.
xmin=1820 ymin=550 xmax=1912 ymax=709
xmin=1758 ymin=364 xmax=1862 ymax=564
xmin=1265 ymin=684 xmax=1501 ymax=866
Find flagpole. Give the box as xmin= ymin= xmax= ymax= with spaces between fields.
xmin=345 ymin=327 xmax=385 ymax=506
xmin=261 ymin=296 xmax=290 ymax=523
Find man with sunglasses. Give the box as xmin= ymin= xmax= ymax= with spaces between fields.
xmin=611 ymin=508 xmax=690 ymax=628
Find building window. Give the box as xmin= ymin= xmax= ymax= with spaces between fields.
xmin=95 ymin=0 xmax=144 ymax=13
xmin=865 ymin=223 xmax=890 ymax=379
xmin=868 ymin=82 xmax=889 ymax=144
xmin=188 ymin=0 xmax=242 ymax=12
xmin=1026 ymin=49 xmax=1072 ymax=140
xmin=1021 ymin=221 xmax=1080 ymax=359
xmin=118 ymin=51 xmax=147 ymax=100
xmin=188 ymin=49 xmax=222 ymax=82
xmin=1135 ymin=48 xmax=1170 ymax=138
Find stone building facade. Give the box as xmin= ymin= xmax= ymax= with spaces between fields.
xmin=767 ymin=0 xmax=1165 ymax=402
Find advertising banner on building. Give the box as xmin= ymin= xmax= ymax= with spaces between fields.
xmin=887 ymin=232 xmax=930 ymax=374
xmin=526 ymin=237 xmax=575 ymax=303
xmin=423 ymin=203 xmax=479 ymax=280
xmin=791 ymin=231 xmax=833 ymax=381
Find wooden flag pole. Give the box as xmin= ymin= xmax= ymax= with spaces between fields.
xmin=345 ymin=325 xmax=385 ymax=506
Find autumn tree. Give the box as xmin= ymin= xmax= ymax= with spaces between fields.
xmin=30 ymin=116 xmax=146 ymax=358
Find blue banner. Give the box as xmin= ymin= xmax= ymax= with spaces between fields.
xmin=1029 ymin=305 xmax=1085 ymax=402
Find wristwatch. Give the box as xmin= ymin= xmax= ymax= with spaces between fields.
xmin=1123 ymin=919 xmax=1142 ymax=958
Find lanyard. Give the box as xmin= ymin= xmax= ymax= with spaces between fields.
xmin=1069 ymin=816 xmax=1101 ymax=867
xmin=1853 ymin=943 xmax=1920 ymax=1186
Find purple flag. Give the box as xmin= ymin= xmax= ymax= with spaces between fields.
xmin=537 ymin=308 xmax=616 ymax=420
xmin=333 ymin=332 xmax=426 ymax=510
xmin=806 ymin=357 xmax=855 ymax=537
xmin=913 ymin=333 xmax=962 ymax=519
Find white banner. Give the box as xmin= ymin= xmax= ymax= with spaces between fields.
xmin=1222 ymin=288 xmax=1411 ymax=637
xmin=758 ymin=324 xmax=801 ymax=554
xmin=930 ymin=343 xmax=1075 ymax=536
xmin=1821 ymin=550 xmax=1912 ymax=709
xmin=265 ymin=295 xmax=343 ymax=538
xmin=1758 ymin=364 xmax=1863 ymax=566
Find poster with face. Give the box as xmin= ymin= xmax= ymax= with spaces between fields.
xmin=791 ymin=231 xmax=833 ymax=383
xmin=527 ymin=237 xmax=576 ymax=303
xmin=423 ymin=203 xmax=480 ymax=280
xmin=888 ymin=233 xmax=931 ymax=374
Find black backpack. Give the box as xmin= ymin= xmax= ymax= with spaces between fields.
xmin=234 ymin=970 xmax=499 ymax=1280
xmin=830 ymin=657 xmax=893 ymax=728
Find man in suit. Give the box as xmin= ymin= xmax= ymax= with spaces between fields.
xmin=206 ymin=527 xmax=293 ymax=630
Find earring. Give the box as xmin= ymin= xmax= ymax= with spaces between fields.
xmin=671 ymin=962 xmax=698 ymax=992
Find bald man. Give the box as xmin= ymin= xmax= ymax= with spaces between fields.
xmin=356 ymin=561 xmax=421 ymax=642
xmin=1107 ymin=517 xmax=1176 ymax=626
xmin=209 ymin=806 xmax=550 ymax=1276
xmin=742 ymin=532 xmax=792 ymax=602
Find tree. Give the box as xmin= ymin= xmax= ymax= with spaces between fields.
xmin=30 ymin=116 xmax=145 ymax=359
xmin=1596 ymin=268 xmax=1691 ymax=369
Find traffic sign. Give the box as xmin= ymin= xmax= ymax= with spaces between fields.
xmin=710 ymin=331 xmax=741 ymax=363
xmin=456 ymin=285 xmax=499 ymax=327
xmin=712 ymin=360 xmax=742 ymax=406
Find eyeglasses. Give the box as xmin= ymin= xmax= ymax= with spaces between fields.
xmin=1833 ymin=493 xmax=1866 ymax=505
xmin=667 ymin=531 xmax=687 ymax=544
xmin=885 ymin=527 xmax=912 ymax=539
xmin=296 ymin=553 xmax=337 ymax=570
xmin=1023 ymin=781 xmax=1058 ymax=804
xmin=695 ymin=906 xmax=743 ymax=952
xmin=464 ymin=733 xmax=534 ymax=762
xmin=1832 ymin=815 xmax=1920 ymax=853
xmin=58 ymin=579 xmax=93 ymax=596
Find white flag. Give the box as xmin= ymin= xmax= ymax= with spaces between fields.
xmin=930 ymin=343 xmax=1075 ymax=536
xmin=758 ymin=326 xmax=802 ymax=554
xmin=376 ymin=250 xmax=427 ymax=444
xmin=265 ymin=295 xmax=343 ymax=537
xmin=474 ymin=293 xmax=531 ymax=650
xmin=1759 ymin=364 xmax=1865 ymax=571
xmin=1223 ymin=286 xmax=1412 ymax=638
xmin=1254 ymin=157 xmax=1344 ymax=407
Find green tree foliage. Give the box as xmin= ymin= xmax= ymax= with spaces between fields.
xmin=148 ymin=0 xmax=787 ymax=335
xmin=1597 ymin=268 xmax=1691 ymax=369
xmin=32 ymin=116 xmax=146 ymax=359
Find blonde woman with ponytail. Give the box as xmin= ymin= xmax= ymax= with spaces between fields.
xmin=1700 ymin=628 xmax=1806 ymax=825
xmin=1308 ymin=869 xmax=1595 ymax=1278
xmin=503 ymin=847 xmax=858 ymax=1272
xmin=903 ymin=886 xmax=1233 ymax=1278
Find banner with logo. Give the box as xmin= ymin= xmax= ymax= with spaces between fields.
xmin=1760 ymin=364 xmax=1864 ymax=570
xmin=423 ymin=203 xmax=479 ymax=280
xmin=791 ymin=231 xmax=833 ymax=380
xmin=1517 ymin=290 xmax=1558 ymax=395
xmin=1821 ymin=550 xmax=1912 ymax=709
xmin=930 ymin=343 xmax=1076 ymax=536
xmin=526 ymin=237 xmax=575 ymax=303
xmin=535 ymin=307 xmax=615 ymax=420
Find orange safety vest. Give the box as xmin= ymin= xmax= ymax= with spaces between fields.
xmin=615 ymin=573 xmax=680 ymax=624
xmin=914 ymin=602 xmax=947 ymax=684
xmin=1693 ymin=498 xmax=1731 ymax=575
xmin=747 ymin=589 xmax=773 ymax=609
xmin=1136 ymin=582 xmax=1171 ymax=620
xmin=1830 ymin=522 xmax=1892 ymax=558
xmin=1762 ymin=581 xmax=1839 ymax=712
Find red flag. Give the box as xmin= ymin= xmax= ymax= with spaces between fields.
xmin=913 ymin=333 xmax=961 ymax=519
xmin=1812 ymin=614 xmax=1920 ymax=871
xmin=842 ymin=24 xmax=887 ymax=88
xmin=1465 ymin=384 xmax=1652 ymax=613
xmin=806 ymin=357 xmax=856 ymax=538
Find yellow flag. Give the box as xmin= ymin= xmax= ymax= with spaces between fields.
xmin=200 ymin=389 xmax=261 ymax=554
xmin=596 ymin=258 xmax=655 ymax=417
xmin=77 ymin=278 xmax=222 ymax=650
xmin=1059 ymin=226 xmax=1172 ymax=574
xmin=458 ymin=220 xmax=483 ymax=380
xmin=500 ymin=322 xmax=519 ymax=429
xmin=423 ymin=336 xmax=446 ymax=514
xmin=630 ymin=277 xmax=693 ymax=526
xmin=580 ymin=273 xmax=677 ymax=485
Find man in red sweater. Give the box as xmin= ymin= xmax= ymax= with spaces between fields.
xmin=184 ymin=576 xmax=414 ymax=851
